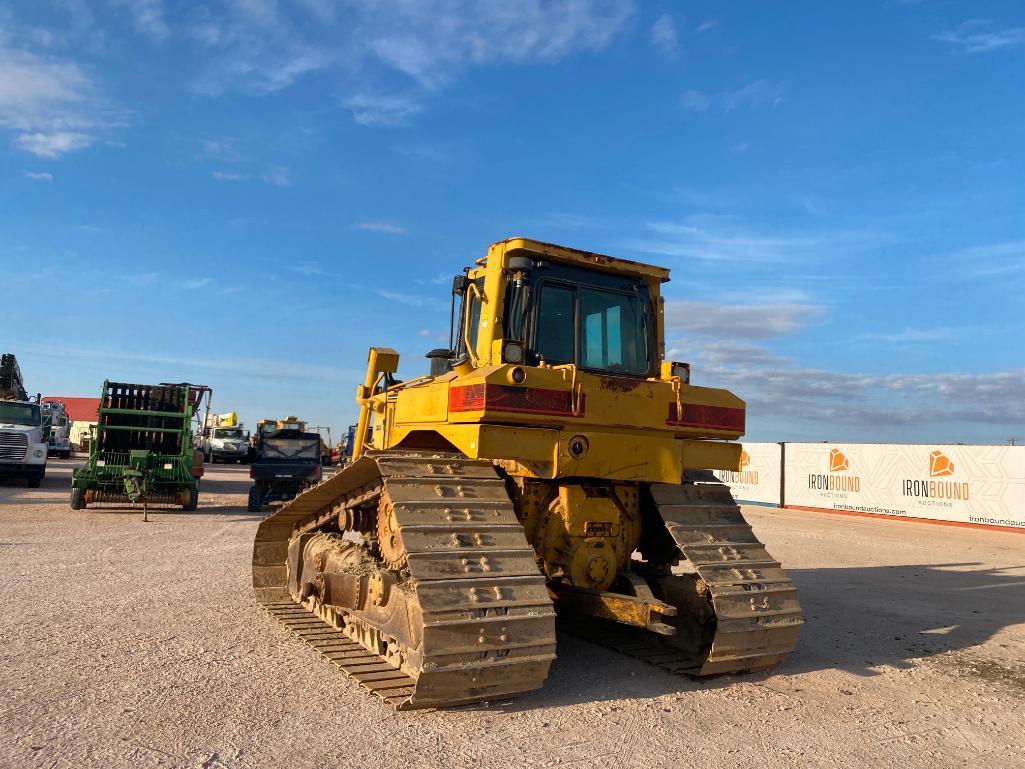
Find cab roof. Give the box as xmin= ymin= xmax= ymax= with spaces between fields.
xmin=493 ymin=237 xmax=671 ymax=283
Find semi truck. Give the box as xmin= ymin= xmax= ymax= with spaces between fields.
xmin=0 ymin=354 xmax=48 ymax=487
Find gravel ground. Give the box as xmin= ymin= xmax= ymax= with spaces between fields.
xmin=2 ymin=459 xmax=1023 ymax=769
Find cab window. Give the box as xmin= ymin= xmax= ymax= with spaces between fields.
xmin=579 ymin=288 xmax=645 ymax=373
xmin=530 ymin=277 xmax=650 ymax=376
xmin=534 ymin=285 xmax=575 ymax=364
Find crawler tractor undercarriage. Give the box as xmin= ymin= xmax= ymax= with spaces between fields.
xmin=253 ymin=452 xmax=802 ymax=709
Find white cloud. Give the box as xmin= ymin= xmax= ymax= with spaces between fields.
xmin=114 ymin=0 xmax=170 ymax=42
xmin=360 ymin=1 xmax=634 ymax=87
xmin=343 ymin=92 xmax=423 ymax=126
xmin=680 ymin=90 xmax=710 ymax=111
xmin=23 ymin=170 xmax=53 ymax=182
xmin=291 ymin=263 xmax=323 ymax=277
xmin=628 ymin=217 xmax=827 ymax=264
xmin=188 ymin=1 xmax=633 ymax=120
xmin=0 ymin=42 xmax=123 ymax=157
xmin=933 ymin=19 xmax=1025 ymax=54
xmin=260 ymin=164 xmax=291 ymax=187
xmin=10 ymin=340 xmax=359 ymax=385
xmin=211 ymin=166 xmax=290 ymax=186
xmin=212 ymin=169 xmax=250 ymax=181
xmin=682 ymin=81 xmax=787 ymax=113
xmin=199 ymin=137 xmax=244 ymax=162
xmin=946 ymin=239 xmax=1025 ymax=278
xmin=665 ymin=301 xmax=823 ymax=340
xmin=650 ymin=14 xmax=678 ymax=56
xmin=15 ymin=131 xmax=94 ymax=157
xmin=686 ymin=340 xmax=1025 ymax=432
xmin=725 ymin=80 xmax=786 ymax=110
xmin=184 ymin=277 xmax=212 ymax=289
xmin=375 ymin=289 xmax=446 ymax=310
xmin=356 ymin=221 xmax=405 ymax=234
xmin=696 ymin=20 xmax=717 ymax=33
xmin=855 ymin=327 xmax=966 ymax=344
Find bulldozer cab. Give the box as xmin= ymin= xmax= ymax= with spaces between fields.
xmin=455 ymin=261 xmax=654 ymax=377
xmin=439 ymin=238 xmax=667 ymax=378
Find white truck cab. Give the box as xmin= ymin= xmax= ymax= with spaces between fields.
xmin=42 ymin=401 xmax=72 ymax=458
xmin=203 ymin=426 xmax=251 ymax=464
xmin=0 ymin=399 xmax=48 ymax=487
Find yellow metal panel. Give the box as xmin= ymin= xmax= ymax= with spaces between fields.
xmin=393 ymin=384 xmax=448 ymax=424
xmin=556 ymin=430 xmax=682 ymax=483
xmin=387 ymin=422 xmax=557 ymax=464
xmin=679 ymin=439 xmax=744 ymax=472
xmin=369 ymin=347 xmax=399 ymax=374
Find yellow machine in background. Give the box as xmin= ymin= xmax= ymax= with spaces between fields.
xmin=216 ymin=412 xmax=238 ymax=427
xmin=253 ymin=238 xmax=802 ymax=709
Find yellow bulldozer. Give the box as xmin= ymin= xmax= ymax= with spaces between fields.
xmin=252 ymin=238 xmax=802 ymax=709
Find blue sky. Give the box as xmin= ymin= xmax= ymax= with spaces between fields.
xmin=1 ymin=1 xmax=1023 ymax=444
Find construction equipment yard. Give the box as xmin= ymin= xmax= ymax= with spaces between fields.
xmin=2 ymin=460 xmax=1022 ymax=769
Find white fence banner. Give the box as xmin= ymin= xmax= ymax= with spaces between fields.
xmin=783 ymin=443 xmax=1025 ymax=530
xmin=713 ymin=442 xmax=782 ymax=506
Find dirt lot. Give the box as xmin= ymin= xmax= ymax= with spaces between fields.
xmin=1 ymin=460 xmax=1023 ymax=769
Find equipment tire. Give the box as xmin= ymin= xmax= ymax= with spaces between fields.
xmin=247 ymin=486 xmax=262 ymax=513
xmin=184 ymin=487 xmax=199 ymax=511
xmin=70 ymin=487 xmax=86 ymax=510
xmin=27 ymin=474 xmax=42 ymax=489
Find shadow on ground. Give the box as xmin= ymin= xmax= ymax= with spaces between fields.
xmin=485 ymin=560 xmax=1025 ymax=711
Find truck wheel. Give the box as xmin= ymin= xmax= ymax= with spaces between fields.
xmin=184 ymin=487 xmax=199 ymax=511
xmin=247 ymin=486 xmax=262 ymax=513
xmin=27 ymin=473 xmax=42 ymax=489
xmin=70 ymin=487 xmax=86 ymax=510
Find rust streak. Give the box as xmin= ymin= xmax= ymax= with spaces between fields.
xmin=598 ymin=377 xmax=642 ymax=393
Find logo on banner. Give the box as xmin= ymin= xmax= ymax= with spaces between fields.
xmin=929 ymin=450 xmax=954 ymax=477
xmin=808 ymin=447 xmax=861 ymax=492
xmin=721 ymin=448 xmax=759 ymax=486
xmin=829 ymin=448 xmax=849 ymax=472
xmin=903 ymin=449 xmax=969 ymax=501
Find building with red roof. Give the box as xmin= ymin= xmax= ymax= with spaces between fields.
xmin=41 ymin=397 xmax=100 ymax=422
xmin=41 ymin=397 xmax=101 ymax=451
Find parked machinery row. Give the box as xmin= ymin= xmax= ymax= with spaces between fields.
xmin=12 ymin=237 xmax=803 ymax=713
